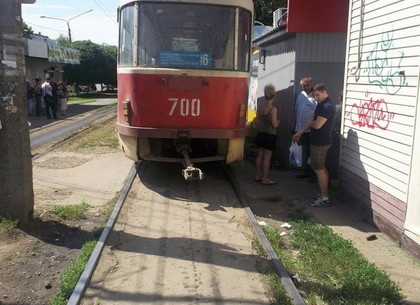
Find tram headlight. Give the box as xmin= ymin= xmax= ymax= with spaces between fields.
xmin=122 ymin=99 xmax=131 ymax=123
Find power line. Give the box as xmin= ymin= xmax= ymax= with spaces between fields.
xmin=94 ymin=0 xmax=113 ymax=16
xmin=91 ymin=0 xmax=118 ymax=25
xmin=25 ymin=21 xmax=67 ymax=33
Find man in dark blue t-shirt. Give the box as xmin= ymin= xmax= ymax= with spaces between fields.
xmin=293 ymin=83 xmax=336 ymax=207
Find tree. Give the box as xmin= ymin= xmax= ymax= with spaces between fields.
xmin=22 ymin=21 xmax=33 ymax=39
xmin=0 ymin=1 xmax=34 ymax=221
xmin=254 ymin=0 xmax=287 ymax=26
xmin=55 ymin=34 xmax=72 ymax=48
xmin=61 ymin=40 xmax=117 ymax=88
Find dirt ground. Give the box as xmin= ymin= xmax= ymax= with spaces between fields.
xmin=1 ymin=134 xmax=419 ymax=304
xmin=0 ymin=137 xmax=132 ymax=305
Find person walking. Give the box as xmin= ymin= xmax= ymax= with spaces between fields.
xmin=293 ymin=83 xmax=336 ymax=206
xmin=254 ymin=84 xmax=280 ymax=185
xmin=293 ymin=76 xmax=317 ymax=182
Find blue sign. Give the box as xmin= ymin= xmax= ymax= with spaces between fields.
xmin=160 ymin=51 xmax=212 ymax=68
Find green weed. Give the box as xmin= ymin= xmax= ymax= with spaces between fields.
xmin=75 ymin=122 xmax=119 ymax=149
xmin=49 ymin=240 xmax=96 ymax=305
xmin=0 ymin=217 xmax=19 ymax=232
xmin=51 ymin=202 xmax=89 ymax=220
xmin=290 ymin=221 xmax=404 ymax=305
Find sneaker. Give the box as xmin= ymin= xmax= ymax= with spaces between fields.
xmin=310 ymin=196 xmax=332 ymax=207
xmin=313 ymin=194 xmax=321 ymax=200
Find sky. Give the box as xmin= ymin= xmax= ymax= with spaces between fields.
xmin=22 ymin=0 xmax=119 ymax=46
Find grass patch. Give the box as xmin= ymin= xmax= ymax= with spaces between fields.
xmin=74 ymin=120 xmax=119 ymax=149
xmin=267 ymin=273 xmax=293 ymax=305
xmin=259 ymin=221 xmax=404 ymax=305
xmin=0 ymin=217 xmax=19 ymax=232
xmin=67 ymin=96 xmax=96 ymax=105
xmin=51 ymin=202 xmax=89 ymax=220
xmin=255 ymin=226 xmax=294 ymax=304
xmin=49 ymin=240 xmax=96 ymax=305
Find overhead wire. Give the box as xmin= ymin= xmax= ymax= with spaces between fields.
xmin=25 ymin=21 xmax=67 ymax=33
xmin=91 ymin=0 xmax=118 ymax=25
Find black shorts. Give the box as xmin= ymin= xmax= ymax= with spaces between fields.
xmin=256 ymin=132 xmax=277 ymax=151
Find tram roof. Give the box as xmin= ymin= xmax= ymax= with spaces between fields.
xmin=119 ymin=0 xmax=254 ymax=13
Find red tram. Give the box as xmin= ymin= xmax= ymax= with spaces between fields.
xmin=116 ymin=0 xmax=254 ymax=179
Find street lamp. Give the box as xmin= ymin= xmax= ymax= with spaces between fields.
xmin=40 ymin=9 xmax=93 ymax=43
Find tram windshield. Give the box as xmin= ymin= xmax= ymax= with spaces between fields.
xmin=119 ymin=3 xmax=252 ymax=71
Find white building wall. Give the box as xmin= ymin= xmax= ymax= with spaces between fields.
xmin=342 ymin=0 xmax=420 ymax=233
xmin=343 ymin=0 xmax=420 ymax=201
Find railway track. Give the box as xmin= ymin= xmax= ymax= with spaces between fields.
xmin=27 ymin=100 xmax=305 ymax=304
xmin=30 ymin=103 xmax=117 ymax=157
xmin=65 ymin=161 xmax=306 ymax=305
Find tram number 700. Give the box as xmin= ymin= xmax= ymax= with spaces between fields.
xmin=169 ymin=98 xmax=201 ymax=117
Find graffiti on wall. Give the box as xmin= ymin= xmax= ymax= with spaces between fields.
xmin=348 ymin=92 xmax=395 ymax=130
xmin=365 ymin=32 xmax=407 ymax=95
xmin=348 ymin=32 xmax=407 ymax=130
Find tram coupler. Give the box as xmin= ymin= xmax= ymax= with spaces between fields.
xmin=175 ymin=136 xmax=203 ymax=180
xmin=181 ymin=150 xmax=203 ymax=180
xmin=182 ymin=165 xmax=203 ymax=180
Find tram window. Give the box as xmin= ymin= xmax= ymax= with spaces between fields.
xmin=119 ymin=5 xmax=134 ymax=66
xmin=238 ymin=9 xmax=252 ymax=71
xmin=137 ymin=3 xmax=237 ymax=70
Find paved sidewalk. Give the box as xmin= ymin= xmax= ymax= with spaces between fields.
xmin=230 ymin=160 xmax=420 ymax=304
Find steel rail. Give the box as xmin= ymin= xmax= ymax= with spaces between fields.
xmin=67 ymin=162 xmax=139 ymax=305
xmin=30 ymin=104 xmax=117 ymax=150
xmin=222 ymin=163 xmax=307 ymax=305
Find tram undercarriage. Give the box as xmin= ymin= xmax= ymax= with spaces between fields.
xmin=118 ymin=133 xmax=244 ymax=180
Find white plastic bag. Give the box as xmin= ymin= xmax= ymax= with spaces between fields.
xmin=289 ymin=141 xmax=302 ymax=168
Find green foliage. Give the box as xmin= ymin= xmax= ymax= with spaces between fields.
xmin=22 ymin=21 xmax=33 ymax=38
xmin=268 ymin=273 xmax=293 ymax=305
xmin=60 ymin=40 xmax=117 ymax=87
xmin=49 ymin=240 xmax=97 ymax=305
xmin=51 ymin=202 xmax=89 ymax=220
xmin=257 ymin=222 xmax=404 ymax=305
xmin=0 ymin=217 xmax=19 ymax=231
xmin=55 ymin=34 xmax=72 ymax=48
xmin=75 ymin=120 xmax=119 ymax=149
xmin=291 ymin=221 xmax=404 ymax=305
xmin=254 ymin=0 xmax=287 ymax=26
xmin=261 ymin=224 xmax=297 ymax=273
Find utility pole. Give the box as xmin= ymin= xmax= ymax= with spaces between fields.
xmin=0 ymin=0 xmax=35 ymax=221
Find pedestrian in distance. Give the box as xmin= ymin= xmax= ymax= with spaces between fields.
xmin=26 ymin=81 xmax=35 ymax=116
xmin=41 ymin=77 xmax=58 ymax=119
xmin=34 ymin=78 xmax=43 ymax=116
xmin=57 ymin=81 xmax=68 ymax=116
xmin=293 ymin=76 xmax=317 ymax=182
xmin=50 ymin=79 xmax=59 ymax=119
xmin=293 ymin=83 xmax=336 ymax=206
xmin=254 ymin=84 xmax=280 ymax=185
